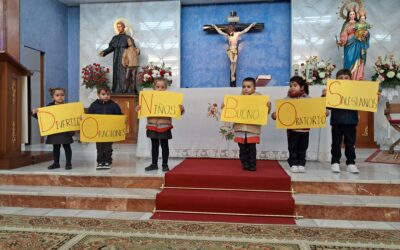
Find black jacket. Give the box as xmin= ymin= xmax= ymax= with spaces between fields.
xmin=87 ymin=99 xmax=123 ymax=115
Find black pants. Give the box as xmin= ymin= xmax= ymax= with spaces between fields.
xmin=53 ymin=144 xmax=72 ymax=164
xmin=331 ymin=125 xmax=356 ymax=165
xmin=238 ymin=141 xmax=257 ymax=167
xmin=96 ymin=142 xmax=113 ymax=164
xmin=287 ymin=130 xmax=309 ymax=167
xmin=151 ymin=139 xmax=169 ymax=165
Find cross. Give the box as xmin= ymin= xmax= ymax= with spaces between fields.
xmin=203 ymin=12 xmax=264 ymax=87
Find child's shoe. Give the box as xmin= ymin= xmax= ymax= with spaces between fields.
xmin=162 ymin=164 xmax=169 ymax=172
xmin=347 ymin=164 xmax=359 ymax=174
xmin=102 ymin=162 xmax=111 ymax=169
xmin=331 ymin=163 xmax=340 ymax=173
xmin=290 ymin=165 xmax=299 ymax=173
xmin=48 ymin=163 xmax=60 ymax=170
xmin=65 ymin=163 xmax=72 ymax=170
xmin=145 ymin=164 xmax=158 ymax=171
xmin=297 ymin=166 xmax=306 ymax=173
xmin=242 ymin=162 xmax=250 ymax=171
xmin=248 ymin=164 xmax=256 ymax=171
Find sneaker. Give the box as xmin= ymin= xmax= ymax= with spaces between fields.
xmin=290 ymin=165 xmax=299 ymax=173
xmin=162 ymin=164 xmax=169 ymax=172
xmin=65 ymin=163 xmax=72 ymax=170
xmin=298 ymin=166 xmax=306 ymax=173
xmin=331 ymin=163 xmax=340 ymax=173
xmin=242 ymin=162 xmax=250 ymax=171
xmin=347 ymin=164 xmax=359 ymax=174
xmin=96 ymin=162 xmax=109 ymax=170
xmin=145 ymin=164 xmax=158 ymax=171
xmin=48 ymin=163 xmax=60 ymax=170
xmin=248 ymin=164 xmax=256 ymax=171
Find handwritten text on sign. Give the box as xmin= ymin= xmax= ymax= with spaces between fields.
xmin=326 ymin=79 xmax=379 ymax=112
xmin=221 ymin=95 xmax=269 ymax=125
xmin=138 ymin=90 xmax=184 ymax=119
xmin=80 ymin=114 xmax=127 ymax=142
xmin=37 ymin=102 xmax=83 ymax=136
xmin=276 ymin=98 xmax=327 ymax=129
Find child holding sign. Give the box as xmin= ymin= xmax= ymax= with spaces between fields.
xmin=32 ymin=87 xmax=74 ymax=170
xmin=87 ymin=85 xmax=123 ymax=170
xmin=322 ymin=69 xmax=359 ymax=174
xmin=136 ymin=77 xmax=185 ymax=172
xmin=271 ymin=77 xmax=310 ymax=173
xmin=223 ymin=77 xmax=271 ymax=171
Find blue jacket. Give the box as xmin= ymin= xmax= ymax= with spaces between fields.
xmin=87 ymin=99 xmax=122 ymax=115
xmin=330 ymin=108 xmax=358 ymax=125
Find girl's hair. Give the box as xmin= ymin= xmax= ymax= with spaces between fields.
xmin=153 ymin=77 xmax=168 ymax=89
xmin=336 ymin=68 xmax=352 ymax=79
xmin=48 ymin=87 xmax=65 ymax=96
xmin=290 ymin=76 xmax=309 ymax=95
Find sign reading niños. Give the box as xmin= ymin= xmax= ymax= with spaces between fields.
xmin=276 ymin=98 xmax=327 ymax=129
xmin=138 ymin=90 xmax=184 ymax=119
xmin=37 ymin=102 xmax=84 ymax=136
xmin=80 ymin=114 xmax=127 ymax=142
xmin=326 ymin=79 xmax=379 ymax=112
xmin=221 ymin=95 xmax=269 ymax=125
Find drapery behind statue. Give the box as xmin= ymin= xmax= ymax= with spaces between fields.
xmin=99 ymin=20 xmax=139 ymax=93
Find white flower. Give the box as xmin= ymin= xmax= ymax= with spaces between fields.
xmin=389 ymin=66 xmax=394 ymax=70
xmin=144 ymin=74 xmax=150 ymax=79
xmin=319 ymin=72 xmax=326 ymax=79
xmin=377 ymin=75 xmax=385 ymax=83
xmin=151 ymin=70 xmax=160 ymax=78
xmin=317 ymin=61 xmax=326 ymax=69
xmin=387 ymin=71 xmax=395 ymax=78
xmin=397 ymin=73 xmax=400 ymax=79
xmin=380 ymin=69 xmax=384 ymax=73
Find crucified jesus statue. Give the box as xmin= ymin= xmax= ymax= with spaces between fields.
xmin=212 ymin=22 xmax=256 ymax=83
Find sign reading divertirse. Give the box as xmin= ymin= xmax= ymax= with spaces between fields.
xmin=37 ymin=102 xmax=84 ymax=136
xmin=221 ymin=95 xmax=269 ymax=125
xmin=138 ymin=90 xmax=184 ymax=119
xmin=276 ymin=98 xmax=327 ymax=129
xmin=80 ymin=114 xmax=127 ymax=142
xmin=326 ymin=79 xmax=379 ymax=112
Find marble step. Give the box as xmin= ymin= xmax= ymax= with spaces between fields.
xmin=0 ymin=185 xmax=158 ymax=212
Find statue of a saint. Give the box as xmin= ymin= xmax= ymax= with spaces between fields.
xmin=122 ymin=37 xmax=140 ymax=94
xmin=99 ymin=21 xmax=137 ymax=93
xmin=212 ymin=23 xmax=256 ymax=82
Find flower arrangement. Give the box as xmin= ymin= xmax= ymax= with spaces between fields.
xmin=81 ymin=63 xmax=110 ymax=89
xmin=372 ymin=55 xmax=400 ymax=88
xmin=293 ymin=56 xmax=336 ymax=85
xmin=139 ymin=62 xmax=172 ymax=88
xmin=207 ymin=103 xmax=234 ymax=140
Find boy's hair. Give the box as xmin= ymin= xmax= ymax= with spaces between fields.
xmin=242 ymin=77 xmax=256 ymax=87
xmin=48 ymin=87 xmax=65 ymax=96
xmin=336 ymin=68 xmax=352 ymax=79
xmin=153 ymin=77 xmax=168 ymax=89
xmin=97 ymin=85 xmax=111 ymax=94
xmin=290 ymin=76 xmax=309 ymax=95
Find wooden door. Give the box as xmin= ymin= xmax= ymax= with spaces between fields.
xmin=112 ymin=94 xmax=138 ymax=143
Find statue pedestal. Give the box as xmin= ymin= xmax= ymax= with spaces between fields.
xmin=112 ymin=94 xmax=139 ymax=144
xmin=356 ymin=111 xmax=377 ymax=148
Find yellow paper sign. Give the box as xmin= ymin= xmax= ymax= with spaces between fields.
xmin=80 ymin=114 xmax=127 ymax=142
xmin=326 ymin=79 xmax=379 ymax=112
xmin=138 ymin=90 xmax=184 ymax=119
xmin=221 ymin=95 xmax=269 ymax=125
xmin=276 ymin=98 xmax=327 ymax=129
xmin=37 ymin=102 xmax=83 ymax=136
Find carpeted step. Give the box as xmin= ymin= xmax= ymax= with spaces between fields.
xmin=164 ymin=158 xmax=291 ymax=191
xmin=151 ymin=211 xmax=296 ymax=225
xmin=155 ymin=189 xmax=295 ymax=216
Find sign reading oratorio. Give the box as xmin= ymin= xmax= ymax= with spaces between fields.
xmin=80 ymin=114 xmax=127 ymax=142
xmin=276 ymin=98 xmax=327 ymax=129
xmin=37 ymin=102 xmax=84 ymax=136
xmin=138 ymin=90 xmax=184 ymax=119
xmin=221 ymin=95 xmax=269 ymax=125
xmin=326 ymin=79 xmax=379 ymax=112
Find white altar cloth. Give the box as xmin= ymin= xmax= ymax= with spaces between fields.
xmin=136 ymin=86 xmax=332 ymax=161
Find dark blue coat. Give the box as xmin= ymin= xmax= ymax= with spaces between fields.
xmin=87 ymin=99 xmax=123 ymax=115
xmin=330 ymin=108 xmax=358 ymax=125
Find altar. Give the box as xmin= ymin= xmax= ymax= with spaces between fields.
xmin=136 ymin=86 xmax=333 ymax=161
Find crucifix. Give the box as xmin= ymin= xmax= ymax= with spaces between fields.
xmin=203 ymin=12 xmax=264 ymax=87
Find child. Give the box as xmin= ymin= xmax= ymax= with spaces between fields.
xmin=122 ymin=37 xmax=140 ymax=94
xmin=32 ymin=87 xmax=73 ymax=170
xmin=271 ymin=76 xmax=310 ymax=173
xmin=323 ymin=69 xmax=359 ymax=174
xmin=224 ymin=77 xmax=271 ymax=171
xmin=136 ymin=77 xmax=184 ymax=172
xmin=355 ymin=10 xmax=371 ymax=42
xmin=87 ymin=85 xmax=123 ymax=170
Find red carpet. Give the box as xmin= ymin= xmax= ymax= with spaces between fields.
xmin=151 ymin=158 xmax=295 ymax=224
